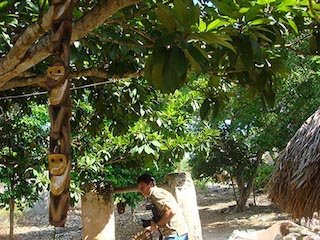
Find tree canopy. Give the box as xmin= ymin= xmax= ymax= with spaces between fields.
xmin=0 ymin=0 xmax=319 ymax=97
xmin=0 ymin=0 xmax=320 ymax=221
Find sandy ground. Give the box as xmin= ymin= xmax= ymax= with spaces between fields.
xmin=0 ymin=184 xmax=289 ymax=240
xmin=197 ymin=184 xmax=288 ymax=239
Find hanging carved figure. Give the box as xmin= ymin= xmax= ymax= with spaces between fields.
xmin=46 ymin=0 xmax=76 ymax=227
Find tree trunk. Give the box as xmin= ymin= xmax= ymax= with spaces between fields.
xmin=235 ymin=175 xmax=249 ymax=211
xmin=165 ymin=172 xmax=203 ymax=240
xmin=235 ymin=153 xmax=263 ymax=211
xmin=9 ymin=196 xmax=14 ymax=240
xmin=81 ymin=190 xmax=115 ymax=240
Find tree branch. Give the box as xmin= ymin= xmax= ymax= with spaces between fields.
xmin=0 ymin=0 xmax=142 ymax=89
xmin=285 ymin=33 xmax=313 ymax=47
xmin=0 ymin=69 xmax=143 ymax=91
xmin=0 ymin=6 xmax=55 ymax=83
xmin=285 ymin=45 xmax=316 ymax=56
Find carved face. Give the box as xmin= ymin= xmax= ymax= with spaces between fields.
xmin=48 ymin=154 xmax=67 ymax=175
xmin=47 ymin=65 xmax=66 ymax=82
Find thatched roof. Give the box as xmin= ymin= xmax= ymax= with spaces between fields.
xmin=268 ymin=108 xmax=320 ymax=218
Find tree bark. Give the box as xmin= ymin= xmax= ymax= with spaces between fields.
xmin=235 ymin=153 xmax=263 ymax=211
xmin=0 ymin=0 xmax=142 ymax=88
xmin=0 ymin=69 xmax=142 ymax=91
xmin=81 ymin=190 xmax=115 ymax=240
xmin=9 ymin=191 xmax=14 ymax=239
xmin=165 ymin=172 xmax=203 ymax=240
xmin=0 ymin=7 xmax=55 ymax=84
xmin=235 ymin=174 xmax=251 ymax=211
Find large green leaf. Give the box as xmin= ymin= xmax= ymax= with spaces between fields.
xmin=249 ymin=18 xmax=271 ymax=26
xmin=150 ymin=47 xmax=169 ymax=90
xmin=173 ymin=0 xmax=185 ymax=25
xmin=145 ymin=46 xmax=187 ymax=93
xmin=276 ymin=0 xmax=297 ymax=12
xmin=262 ymin=83 xmax=275 ymax=107
xmin=144 ymin=56 xmax=153 ymax=85
xmin=155 ymin=5 xmax=176 ymax=33
xmin=256 ymin=69 xmax=269 ymax=91
xmin=200 ymin=97 xmax=210 ymax=120
xmin=198 ymin=18 xmax=206 ymax=32
xmin=233 ymin=37 xmax=253 ymax=69
xmin=207 ymin=19 xmax=231 ymax=30
xmin=0 ymin=1 xmax=9 ymax=11
xmin=185 ymin=44 xmax=208 ymax=73
xmin=244 ymin=5 xmax=263 ymax=22
xmin=173 ymin=0 xmax=200 ymax=29
xmin=287 ymin=18 xmax=298 ymax=34
xmin=256 ymin=0 xmax=276 ymax=4
xmin=193 ymin=32 xmax=236 ymax=53
xmin=309 ymin=35 xmax=318 ymax=54
xmin=211 ymin=1 xmax=240 ymax=19
xmin=160 ymin=47 xmax=187 ymax=93
xmin=170 ymin=47 xmax=188 ymax=78
xmin=184 ymin=48 xmax=202 ymax=74
xmin=162 ymin=50 xmax=180 ymax=93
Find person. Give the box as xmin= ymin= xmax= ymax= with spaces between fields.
xmin=137 ymin=173 xmax=189 ymax=240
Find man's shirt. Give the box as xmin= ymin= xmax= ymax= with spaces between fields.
xmin=148 ymin=186 xmax=188 ymax=236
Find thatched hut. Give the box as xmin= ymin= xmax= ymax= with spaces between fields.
xmin=268 ymin=108 xmax=320 ymax=218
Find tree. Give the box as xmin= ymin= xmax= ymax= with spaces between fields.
xmin=0 ymin=103 xmax=48 ymax=239
xmin=191 ymin=91 xmax=265 ymax=211
xmin=191 ymin=46 xmax=320 ymax=211
xmin=70 ymin=79 xmax=217 ymax=205
xmin=0 ymin=0 xmax=320 ymax=227
xmin=0 ymin=0 xmax=318 ymax=98
xmin=1 ymin=0 xmax=319 ymax=160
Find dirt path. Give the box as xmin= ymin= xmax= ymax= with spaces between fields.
xmin=0 ymin=184 xmax=288 ymax=240
xmin=198 ymin=184 xmax=288 ymax=239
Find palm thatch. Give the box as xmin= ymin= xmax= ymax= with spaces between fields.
xmin=268 ymin=108 xmax=320 ymax=218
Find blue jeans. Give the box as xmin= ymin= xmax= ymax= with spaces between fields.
xmin=164 ymin=233 xmax=188 ymax=240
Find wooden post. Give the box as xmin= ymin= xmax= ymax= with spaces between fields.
xmin=81 ymin=190 xmax=115 ymax=240
xmin=165 ymin=172 xmax=203 ymax=240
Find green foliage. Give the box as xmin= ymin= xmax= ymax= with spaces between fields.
xmin=191 ymin=40 xmax=320 ymax=209
xmin=0 ymin=103 xmax=48 ymax=210
xmin=145 ymin=46 xmax=188 ymax=93
xmin=254 ymin=164 xmax=274 ymax=191
xmin=194 ymin=178 xmax=212 ymax=193
xmin=69 ymin=82 xmax=218 ymax=205
xmin=1 ymin=0 xmax=320 ymax=212
xmin=1 ymin=0 xmax=318 ymax=119
xmin=191 ymin=125 xmax=257 ymax=181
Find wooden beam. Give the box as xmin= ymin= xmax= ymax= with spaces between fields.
xmin=112 ymin=183 xmax=167 ymax=194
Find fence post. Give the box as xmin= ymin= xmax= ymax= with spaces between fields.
xmin=165 ymin=172 xmax=203 ymax=240
xmin=81 ymin=190 xmax=115 ymax=240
